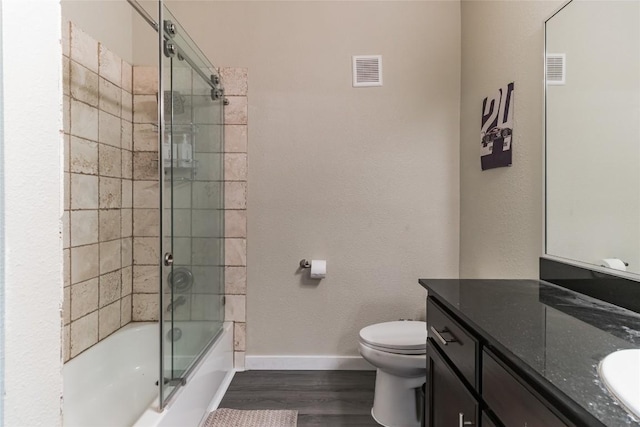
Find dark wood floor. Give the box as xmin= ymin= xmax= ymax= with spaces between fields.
xmin=219 ymin=370 xmax=380 ymax=426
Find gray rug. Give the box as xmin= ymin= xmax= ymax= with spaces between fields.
xmin=203 ymin=409 xmax=298 ymax=427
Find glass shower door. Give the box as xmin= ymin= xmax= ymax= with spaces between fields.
xmin=159 ymin=3 xmax=225 ymax=407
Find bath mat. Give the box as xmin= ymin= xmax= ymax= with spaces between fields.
xmin=203 ymin=408 xmax=298 ymax=427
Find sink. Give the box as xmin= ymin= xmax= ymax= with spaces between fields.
xmin=599 ymin=349 xmax=640 ymax=418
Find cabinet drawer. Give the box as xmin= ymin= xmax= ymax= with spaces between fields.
xmin=427 ymin=297 xmax=479 ymax=389
xmin=483 ymin=349 xmax=570 ymax=427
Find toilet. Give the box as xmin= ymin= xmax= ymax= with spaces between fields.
xmin=358 ymin=321 xmax=427 ymax=427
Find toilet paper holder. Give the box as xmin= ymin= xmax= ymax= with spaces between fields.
xmin=299 ymin=259 xmax=311 ymax=269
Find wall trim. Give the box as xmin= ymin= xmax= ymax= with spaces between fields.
xmin=245 ymin=355 xmax=374 ymax=371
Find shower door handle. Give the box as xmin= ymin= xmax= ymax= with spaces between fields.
xmin=164 ymin=252 xmax=174 ymax=266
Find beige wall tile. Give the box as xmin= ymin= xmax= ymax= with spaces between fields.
xmin=133 ymin=180 xmax=159 ymax=209
xmin=70 ymin=61 xmax=99 ymax=107
xmin=192 ymin=182 xmax=221 ymax=210
xmin=100 ymin=240 xmax=121 ymax=274
xmin=70 ymin=210 xmax=99 ymax=247
xmin=121 ymin=208 xmax=133 ymax=237
xmin=121 ymin=265 xmax=133 ymax=296
xmin=63 ymin=95 xmax=71 ymax=134
xmin=234 ymin=352 xmax=245 ymax=371
xmin=98 ymin=300 xmax=121 ymax=340
xmin=132 ymin=294 xmax=159 ymax=321
xmin=224 ymin=97 xmax=248 ymax=125
xmin=133 ymin=152 xmax=159 ymax=180
xmin=122 ymin=150 xmax=133 ymax=180
xmin=70 ymin=24 xmax=98 ymax=73
xmin=225 ymin=210 xmax=246 ymax=238
xmin=99 ymin=209 xmax=121 ymax=242
xmin=171 ymin=296 xmax=192 ymax=321
xmin=192 ymin=238 xmax=223 ymax=265
xmin=99 ymin=77 xmax=122 ymax=117
xmin=99 ymin=177 xmax=122 ymax=209
xmin=63 ymin=211 xmax=70 ymax=249
xmin=64 ymin=173 xmax=71 ymax=210
xmin=63 ymin=286 xmax=71 ymax=326
xmin=220 ymin=68 xmax=248 ymax=97
xmin=98 ymin=111 xmax=121 ymax=148
xmin=190 ymin=294 xmax=221 ymax=321
xmin=122 ymin=179 xmax=133 ymax=209
xmin=133 ymin=123 xmax=158 ymax=152
xmin=99 ymin=44 xmax=122 ymax=87
xmin=122 ymin=120 xmax=133 ymax=151
xmin=192 ymin=209 xmax=223 ymax=238
xmin=193 ymin=153 xmax=223 ymax=181
xmin=122 ymin=60 xmax=133 ymax=93
xmin=225 ymin=266 xmax=246 ymax=295
xmin=122 ymin=92 xmax=133 ymax=125
xmin=234 ymin=322 xmax=246 ymax=351
xmin=173 ymin=237 xmax=192 ymax=265
xmin=62 ymin=18 xmax=70 ymax=57
xmin=99 ymin=270 xmax=121 ymax=307
xmin=133 ymin=66 xmax=158 ymax=95
xmin=64 ymin=249 xmax=71 ymax=287
xmin=64 ymin=134 xmax=70 ymax=173
xmin=98 ymin=144 xmax=122 ymax=178
xmin=133 ymin=208 xmax=159 ymax=237
xmin=173 ymin=183 xmax=193 ymax=209
xmin=133 ymin=95 xmax=158 ymax=124
xmin=224 ymin=153 xmax=247 ymax=181
xmin=225 ymin=238 xmax=247 ymax=266
xmin=133 ymin=237 xmax=159 ymax=265
xmin=225 ymin=295 xmax=245 ymax=322
xmin=224 ymin=125 xmax=247 ymax=153
xmin=224 ymin=182 xmax=247 ymax=210
xmin=70 ymin=136 xmax=98 ymax=175
xmin=70 ymin=311 xmax=98 ymax=358
xmin=172 ymin=208 xmax=191 ymax=237
xmin=71 ymin=277 xmax=98 ymax=321
xmin=121 ymin=237 xmax=133 ymax=268
xmin=63 ymin=57 xmax=70 ymax=97
xmin=71 ymin=173 xmax=99 ymax=209
xmin=121 ymin=295 xmax=132 ymax=326
xmin=71 ymin=244 xmax=99 ymax=284
xmin=71 ymin=99 xmax=99 ymax=141
xmin=133 ymin=265 xmax=158 ymax=294
xmin=63 ymin=325 xmax=70 ymax=363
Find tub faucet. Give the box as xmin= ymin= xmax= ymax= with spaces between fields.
xmin=167 ymin=295 xmax=186 ymax=312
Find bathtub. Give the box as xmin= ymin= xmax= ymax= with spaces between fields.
xmin=63 ymin=321 xmax=234 ymax=427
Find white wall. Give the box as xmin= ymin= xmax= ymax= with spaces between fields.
xmin=546 ymin=0 xmax=640 ymax=272
xmin=164 ymin=1 xmax=461 ymax=356
xmin=459 ymin=0 xmax=564 ymax=279
xmin=1 ymin=0 xmax=63 ymax=425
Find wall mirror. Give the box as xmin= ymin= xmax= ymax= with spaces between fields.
xmin=545 ymin=0 xmax=640 ymax=276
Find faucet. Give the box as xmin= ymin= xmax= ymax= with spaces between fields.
xmin=167 ymin=295 xmax=187 ymax=312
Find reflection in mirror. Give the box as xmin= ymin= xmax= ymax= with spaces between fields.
xmin=545 ymin=0 xmax=640 ymax=275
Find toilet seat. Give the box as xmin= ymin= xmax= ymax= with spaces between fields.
xmin=359 ymin=321 xmax=427 ymax=355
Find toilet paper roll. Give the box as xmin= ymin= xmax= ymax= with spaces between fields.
xmin=310 ymin=260 xmax=327 ymax=279
xmin=601 ymin=258 xmax=627 ymax=271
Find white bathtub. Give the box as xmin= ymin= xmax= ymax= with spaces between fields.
xmin=63 ymin=321 xmax=234 ymax=427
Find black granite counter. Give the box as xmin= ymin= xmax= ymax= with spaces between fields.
xmin=418 ymin=279 xmax=640 ymax=427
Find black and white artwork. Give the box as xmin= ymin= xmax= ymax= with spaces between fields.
xmin=481 ymin=82 xmax=515 ymax=170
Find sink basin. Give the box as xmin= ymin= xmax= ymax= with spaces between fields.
xmin=599 ymin=349 xmax=640 ymax=418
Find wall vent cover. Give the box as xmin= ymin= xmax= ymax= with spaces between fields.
xmin=546 ymin=53 xmax=566 ymax=85
xmin=353 ymin=55 xmax=383 ymax=87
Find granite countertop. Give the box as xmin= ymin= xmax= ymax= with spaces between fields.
xmin=418 ymin=278 xmax=640 ymax=427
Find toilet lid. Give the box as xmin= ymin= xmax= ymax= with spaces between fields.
xmin=359 ymin=321 xmax=427 ymax=352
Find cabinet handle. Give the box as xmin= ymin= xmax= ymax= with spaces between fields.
xmin=458 ymin=412 xmax=474 ymax=427
xmin=430 ymin=326 xmax=457 ymax=346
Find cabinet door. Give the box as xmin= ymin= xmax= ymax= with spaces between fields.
xmin=426 ymin=339 xmax=478 ymax=427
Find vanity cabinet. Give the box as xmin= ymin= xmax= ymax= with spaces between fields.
xmin=426 ymin=296 xmax=573 ymax=427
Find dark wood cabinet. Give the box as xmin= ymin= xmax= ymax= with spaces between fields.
xmin=426 ymin=339 xmax=478 ymax=427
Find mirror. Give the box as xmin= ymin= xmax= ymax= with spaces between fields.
xmin=545 ymin=0 xmax=640 ymax=275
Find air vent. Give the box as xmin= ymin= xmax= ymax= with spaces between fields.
xmin=546 ymin=53 xmax=566 ymax=85
xmin=352 ymin=55 xmax=382 ymax=87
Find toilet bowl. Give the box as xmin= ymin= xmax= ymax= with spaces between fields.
xmin=359 ymin=321 xmax=427 ymax=427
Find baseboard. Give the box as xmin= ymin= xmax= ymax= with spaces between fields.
xmin=245 ymin=355 xmax=374 ymax=370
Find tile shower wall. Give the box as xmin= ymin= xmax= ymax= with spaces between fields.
xmin=62 ymin=19 xmax=134 ymax=362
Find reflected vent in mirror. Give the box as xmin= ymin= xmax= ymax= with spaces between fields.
xmin=546 ymin=53 xmax=566 ymax=85
xmin=352 ymin=55 xmax=383 ymax=87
